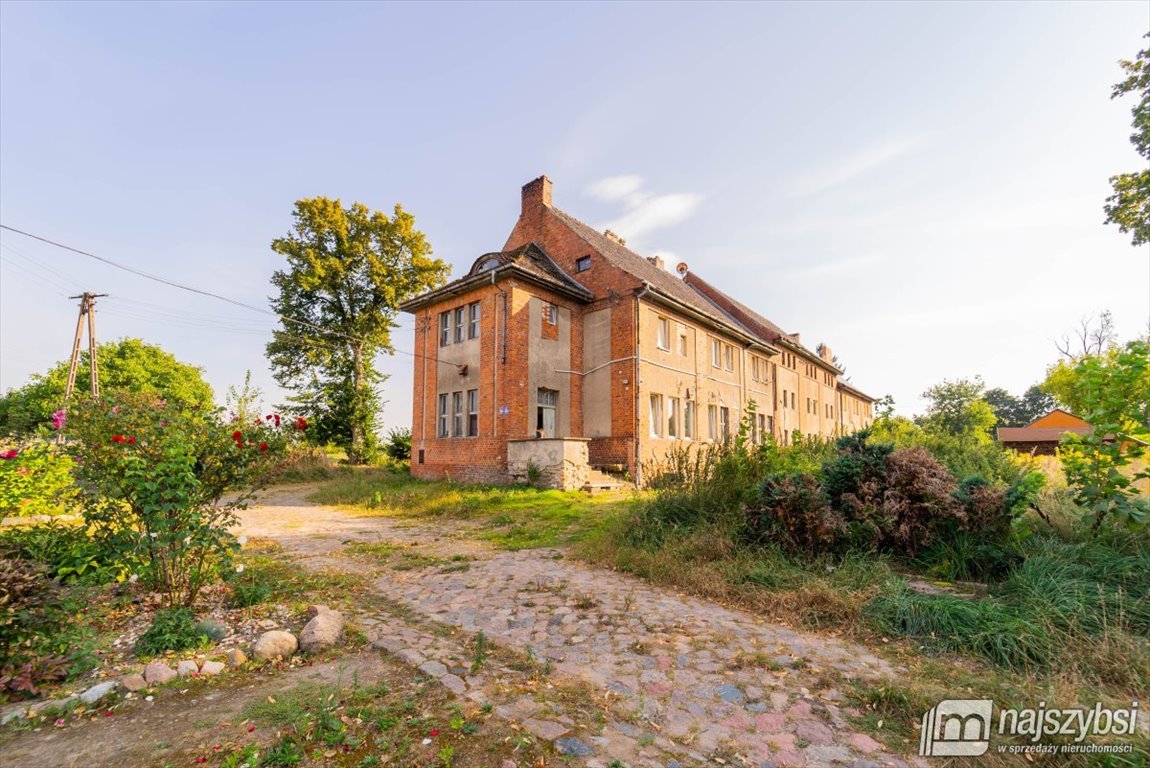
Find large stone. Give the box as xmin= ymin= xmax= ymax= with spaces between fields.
xmin=143 ymin=661 xmax=177 ymax=685
xmin=79 ymin=681 xmax=118 ymax=704
xmin=299 ymin=607 xmax=344 ymax=653
xmin=120 ymin=673 xmax=147 ymax=692
xmin=176 ymin=660 xmax=200 ymax=678
xmin=252 ymin=630 xmax=298 ymax=661
xmin=226 ymin=648 xmax=247 ymax=667
xmin=199 ymin=660 xmax=225 ymax=676
xmin=554 ymin=737 xmax=594 ymax=756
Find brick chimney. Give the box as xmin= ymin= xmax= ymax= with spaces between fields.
xmin=604 ymin=229 xmax=626 ymax=246
xmin=819 ymin=344 xmax=833 ymax=363
xmin=521 ymin=175 xmax=552 ymax=212
xmin=647 ymin=255 xmax=665 ymax=270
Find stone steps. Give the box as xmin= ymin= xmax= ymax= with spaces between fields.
xmin=582 ymin=468 xmax=630 ymax=493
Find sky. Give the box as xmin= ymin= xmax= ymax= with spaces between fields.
xmin=1 ymin=1 xmax=1148 ymax=432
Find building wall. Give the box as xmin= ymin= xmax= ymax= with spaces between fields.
xmin=1030 ymin=410 xmax=1089 ymax=429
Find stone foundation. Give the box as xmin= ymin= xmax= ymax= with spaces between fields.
xmin=506 ymin=438 xmax=590 ymax=491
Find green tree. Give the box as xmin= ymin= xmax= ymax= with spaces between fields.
xmin=917 ymin=377 xmax=997 ymax=444
xmin=985 ymin=384 xmax=1055 ymax=427
xmin=1104 ymin=34 xmax=1150 ymax=246
xmin=266 ymin=197 xmax=449 ymax=464
xmin=0 ymin=338 xmax=213 ymax=435
xmin=1058 ymin=340 xmax=1150 ymax=532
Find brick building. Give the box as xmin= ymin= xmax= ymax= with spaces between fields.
xmin=400 ymin=176 xmax=874 ymax=486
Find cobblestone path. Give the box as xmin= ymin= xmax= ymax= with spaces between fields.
xmin=241 ymin=489 xmax=926 ymax=768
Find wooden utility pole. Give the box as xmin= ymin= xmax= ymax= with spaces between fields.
xmin=64 ymin=292 xmax=107 ymax=400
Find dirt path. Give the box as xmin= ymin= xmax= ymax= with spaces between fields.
xmin=234 ymin=487 xmax=924 ymax=768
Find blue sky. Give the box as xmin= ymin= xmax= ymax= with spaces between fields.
xmin=1 ymin=1 xmax=1147 ymax=430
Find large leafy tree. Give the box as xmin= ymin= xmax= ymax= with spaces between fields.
xmin=266 ymin=197 xmax=448 ymax=464
xmin=916 ymin=377 xmax=997 ymax=444
xmin=1104 ymin=34 xmax=1150 ymax=247
xmin=0 ymin=338 xmax=213 ymax=435
xmin=984 ymin=384 xmax=1055 ymax=427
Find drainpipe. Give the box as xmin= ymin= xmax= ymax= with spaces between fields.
xmin=634 ymin=282 xmax=651 ymax=486
xmin=420 ymin=309 xmax=429 ymax=454
xmin=491 ymin=270 xmax=507 ymax=445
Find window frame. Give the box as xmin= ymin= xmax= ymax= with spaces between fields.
xmin=575 ymin=255 xmax=591 ymax=272
xmin=719 ymin=406 xmax=731 ymax=441
xmin=437 ymin=393 xmax=449 ymax=438
xmin=649 ymin=394 xmax=664 ymax=437
xmin=466 ymin=389 xmax=479 ymax=437
xmin=544 ymin=303 xmax=558 ymax=325
xmin=453 ymin=307 xmax=465 ymax=344
xmin=668 ymin=396 xmax=680 ymax=438
xmin=468 ymin=302 xmax=480 ymax=340
xmin=711 ymin=338 xmax=721 ymax=368
xmin=684 ymin=400 xmax=695 ymax=439
xmin=656 ymin=316 xmax=670 ymax=351
xmin=451 ymin=391 xmax=463 ymax=437
xmin=439 ymin=312 xmax=450 ymax=347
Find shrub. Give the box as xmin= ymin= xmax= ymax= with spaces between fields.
xmin=0 ymin=440 xmax=76 ymax=517
xmin=745 ymin=473 xmax=846 ymax=556
xmin=384 ymin=427 xmax=412 ymax=462
xmin=135 ymin=607 xmax=208 ymax=655
xmin=0 ymin=520 xmax=130 ymax=584
xmin=226 ymin=571 xmax=273 ymax=608
xmin=0 ymin=556 xmax=62 ymax=660
xmin=66 ymin=395 xmax=298 ymax=606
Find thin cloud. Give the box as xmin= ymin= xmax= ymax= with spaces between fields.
xmin=789 ymin=253 xmax=883 ymax=277
xmin=584 ymin=175 xmax=702 ymax=241
xmin=789 ymin=138 xmax=919 ymax=198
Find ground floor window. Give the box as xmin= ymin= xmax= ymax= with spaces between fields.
xmin=452 ymin=392 xmax=463 ymax=437
xmin=708 ymin=404 xmax=718 ymax=440
xmin=649 ymin=394 xmax=664 ymax=437
xmin=467 ymin=389 xmax=479 ymax=437
xmin=684 ymin=401 xmax=695 ymax=439
xmin=668 ymin=397 xmax=680 ymax=438
xmin=720 ymin=406 xmax=730 ymax=441
xmin=438 ymin=394 xmax=449 ymax=438
xmin=537 ymin=388 xmax=558 ymax=437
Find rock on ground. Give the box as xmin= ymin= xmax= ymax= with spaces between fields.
xmin=252 ymin=630 xmax=298 ymax=661
xmin=143 ymin=662 xmax=177 ymax=685
xmin=199 ymin=660 xmax=225 ymax=676
xmin=120 ymin=673 xmax=147 ymax=692
xmin=79 ymin=681 xmax=118 ymax=704
xmin=226 ymin=648 xmax=247 ymax=667
xmin=299 ymin=606 xmax=344 ymax=653
xmin=176 ymin=660 xmax=199 ymax=678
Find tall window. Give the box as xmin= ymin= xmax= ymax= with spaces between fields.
xmin=720 ymin=406 xmax=731 ymax=441
xmin=537 ymin=388 xmax=557 ymax=437
xmin=437 ymin=394 xmax=449 ymax=438
xmin=544 ymin=303 xmax=558 ymax=325
xmin=678 ymin=327 xmax=688 ymax=356
xmin=711 ymin=338 xmax=721 ymax=368
xmin=708 ymin=404 xmax=718 ymax=440
xmin=656 ymin=316 xmax=670 ymax=351
xmin=439 ymin=313 xmax=450 ymax=347
xmin=468 ymin=302 xmax=480 ymax=339
xmin=757 ymin=413 xmax=767 ymax=444
xmin=668 ymin=397 xmax=680 ymax=438
xmin=467 ymin=389 xmax=479 ymax=437
xmin=684 ymin=401 xmax=695 ymax=439
xmin=649 ymin=394 xmax=664 ymax=437
xmin=453 ymin=307 xmax=465 ymax=343
xmin=790 ymin=392 xmax=796 ymax=409
xmin=452 ymin=392 xmax=463 ymax=436
xmin=724 ymin=344 xmax=733 ymax=371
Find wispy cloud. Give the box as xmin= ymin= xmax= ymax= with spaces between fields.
xmin=584 ymin=175 xmax=702 ymax=241
xmin=789 ymin=138 xmax=919 ymax=198
xmin=788 ymin=253 xmax=883 ymax=277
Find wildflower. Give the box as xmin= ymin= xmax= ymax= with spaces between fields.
xmin=235 ymin=564 xmax=245 ymax=573
xmin=54 ymin=718 xmax=65 ymax=728
xmin=273 ymin=414 xmax=281 ymax=427
xmin=127 ymin=437 xmax=136 ymax=445
xmin=129 ymin=574 xmax=139 ymax=583
xmin=294 ymin=417 xmax=308 ymax=431
xmin=111 ymin=435 xmax=126 ymax=443
xmin=232 ymin=430 xmax=243 ymax=442
xmin=195 ymin=758 xmax=207 ymax=764
xmin=0 ymin=449 xmax=18 ymax=460
xmin=51 ymin=409 xmax=67 ymax=429
xmin=102 ymin=711 xmax=113 ymax=717
xmin=248 ymin=725 xmax=256 ymax=732
xmin=265 ymin=414 xmax=273 ymax=421
xmin=258 ymin=442 xmax=268 ymax=452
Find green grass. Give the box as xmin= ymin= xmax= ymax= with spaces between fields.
xmin=309 ymin=467 xmax=633 ymax=550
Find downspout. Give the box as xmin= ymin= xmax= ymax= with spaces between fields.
xmin=635 ymin=282 xmax=651 ymax=486
xmin=421 ymin=309 xmax=429 ymax=453
xmin=491 ymin=270 xmax=507 ymax=444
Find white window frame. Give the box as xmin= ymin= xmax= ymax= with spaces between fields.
xmin=453 ymin=307 xmax=465 ymax=344
xmin=439 ymin=312 xmax=450 ymax=347
xmin=707 ymin=404 xmax=718 ymax=441
xmin=711 ymin=338 xmax=721 ymax=368
xmin=649 ymin=394 xmax=664 ymax=437
xmin=452 ymin=391 xmax=463 ymax=436
xmin=656 ymin=316 xmax=670 ymax=351
xmin=668 ymin=397 xmax=680 ymax=438
xmin=437 ymin=393 xmax=449 ymax=437
xmin=468 ymin=302 xmax=480 ymax=340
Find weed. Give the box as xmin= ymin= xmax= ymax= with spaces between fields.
xmin=471 ymin=631 xmax=488 ymax=673
xmin=135 ymin=606 xmax=209 ymax=656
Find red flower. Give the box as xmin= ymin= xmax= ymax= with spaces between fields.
xmin=294 ymin=417 xmax=308 ymax=431
xmin=247 ymin=725 xmax=256 ymax=732
xmin=274 ymin=414 xmax=281 ymax=427
xmin=429 ymin=729 xmax=440 ymax=736
xmin=111 ymin=435 xmax=126 ymax=443
xmin=232 ymin=430 xmax=243 ymax=442
xmin=265 ymin=414 xmax=273 ymax=421
xmin=258 ymin=442 xmax=269 ymax=452
xmin=0 ymin=449 xmax=18 ymax=460
xmin=127 ymin=437 xmax=136 ymax=445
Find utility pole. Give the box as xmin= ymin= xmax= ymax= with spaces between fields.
xmin=64 ymin=292 xmax=107 ymax=400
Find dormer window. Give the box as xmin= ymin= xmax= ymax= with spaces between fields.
xmin=478 ymin=257 xmax=500 ymax=272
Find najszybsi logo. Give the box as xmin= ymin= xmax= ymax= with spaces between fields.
xmin=919 ymin=699 xmax=1141 ymax=757
xmin=920 ymin=699 xmax=993 ymax=756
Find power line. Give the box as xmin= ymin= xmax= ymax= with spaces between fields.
xmin=0 ymin=224 xmax=460 ymax=372
xmin=0 ymin=224 xmax=362 ymax=344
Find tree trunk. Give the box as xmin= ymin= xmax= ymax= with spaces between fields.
xmin=350 ymin=344 xmax=366 ymax=464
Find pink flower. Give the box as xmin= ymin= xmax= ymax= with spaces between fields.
xmin=0 ymin=449 xmax=18 ymax=460
xmin=51 ymin=409 xmax=67 ymax=429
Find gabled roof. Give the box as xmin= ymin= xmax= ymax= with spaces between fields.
xmin=547 ymin=207 xmax=744 ymax=332
xmin=399 ymin=241 xmax=593 ymax=311
xmin=998 ymin=426 xmax=1092 ymax=443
